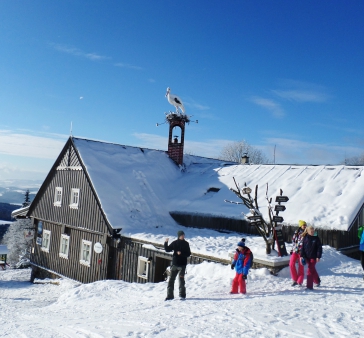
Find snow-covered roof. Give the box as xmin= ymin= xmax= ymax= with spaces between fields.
xmin=11 ymin=205 xmax=30 ymax=219
xmin=73 ymin=138 xmax=364 ymax=232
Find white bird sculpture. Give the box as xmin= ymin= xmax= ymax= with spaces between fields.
xmin=165 ymin=87 xmax=185 ymax=113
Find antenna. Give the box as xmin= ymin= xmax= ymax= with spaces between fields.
xmin=70 ymin=121 xmax=73 ymax=137
xmin=274 ymin=144 xmax=276 ymax=164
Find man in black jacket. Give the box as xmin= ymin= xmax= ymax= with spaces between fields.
xmin=164 ymin=230 xmax=191 ymax=300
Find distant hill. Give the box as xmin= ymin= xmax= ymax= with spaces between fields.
xmin=0 ymin=202 xmax=21 ymax=221
xmin=0 ymin=223 xmax=11 ymax=242
xmin=0 ymin=179 xmax=40 ymax=204
xmin=0 ymin=188 xmax=36 ymax=204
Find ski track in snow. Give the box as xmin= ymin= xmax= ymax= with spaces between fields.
xmin=1 ymin=247 xmax=364 ymax=338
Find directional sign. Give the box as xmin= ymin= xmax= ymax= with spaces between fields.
xmin=274 ymin=205 xmax=286 ymax=212
xmin=273 ymin=226 xmax=288 ymax=256
xmin=275 ymin=196 xmax=289 ymax=203
xmin=273 ymin=216 xmax=284 ymax=223
xmin=247 ymin=215 xmax=262 ymax=221
xmin=250 ymin=221 xmax=262 ymax=226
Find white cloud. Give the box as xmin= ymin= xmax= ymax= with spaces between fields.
xmin=271 ymin=89 xmax=329 ymax=103
xmin=133 ymin=132 xmax=362 ymax=165
xmin=263 ymin=137 xmax=362 ymax=165
xmin=114 ymin=62 xmax=143 ymax=70
xmin=51 ymin=43 xmax=110 ymax=61
xmin=184 ymin=99 xmax=210 ymax=111
xmin=0 ymin=130 xmax=67 ymax=159
xmin=251 ymin=97 xmax=284 ymax=118
xmin=0 ymin=162 xmax=48 ymax=181
xmin=271 ymin=80 xmax=330 ymax=103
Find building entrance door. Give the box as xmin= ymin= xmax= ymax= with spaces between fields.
xmin=154 ymin=256 xmax=171 ymax=283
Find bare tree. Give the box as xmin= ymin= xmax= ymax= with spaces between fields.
xmin=218 ymin=140 xmax=269 ymax=164
xmin=226 ymin=178 xmax=288 ymax=255
xmin=344 ymin=153 xmax=364 ymax=165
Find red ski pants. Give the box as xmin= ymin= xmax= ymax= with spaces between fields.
xmin=306 ymin=259 xmax=319 ymax=289
xmin=231 ymin=272 xmax=246 ymax=294
xmin=289 ymin=252 xmax=304 ymax=284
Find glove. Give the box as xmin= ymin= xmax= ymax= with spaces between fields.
xmin=242 ymin=274 xmax=247 ymax=280
xmin=290 ymin=250 xmax=293 ymax=255
xmin=236 ymin=248 xmax=240 ymax=253
xmin=231 ymin=264 xmax=235 ymax=270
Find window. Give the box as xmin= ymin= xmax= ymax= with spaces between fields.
xmin=59 ymin=234 xmax=70 ymax=259
xmin=80 ymin=240 xmax=92 ymax=266
xmin=137 ymin=256 xmax=150 ymax=279
xmin=41 ymin=230 xmax=51 ymax=252
xmin=54 ymin=187 xmax=63 ymax=207
xmin=70 ymin=188 xmax=80 ymax=209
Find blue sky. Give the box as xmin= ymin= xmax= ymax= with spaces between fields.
xmin=0 ymin=1 xmax=364 ymax=180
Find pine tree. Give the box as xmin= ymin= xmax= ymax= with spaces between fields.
xmin=1 ymin=190 xmax=33 ymax=265
xmin=22 ymin=189 xmax=31 ymax=207
xmin=1 ymin=218 xmax=32 ymax=264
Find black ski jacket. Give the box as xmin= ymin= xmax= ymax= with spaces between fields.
xmin=164 ymin=239 xmax=191 ymax=266
xmin=300 ymin=234 xmax=323 ymax=260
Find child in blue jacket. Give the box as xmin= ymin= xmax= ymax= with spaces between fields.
xmin=358 ymin=225 xmax=364 ymax=279
xmin=230 ymin=239 xmax=252 ymax=294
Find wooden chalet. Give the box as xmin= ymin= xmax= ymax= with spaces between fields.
xmin=25 ymin=120 xmax=364 ymax=283
xmin=26 ymin=136 xmax=223 ymax=284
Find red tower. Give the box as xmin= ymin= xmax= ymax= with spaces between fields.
xmin=166 ymin=113 xmax=189 ymax=165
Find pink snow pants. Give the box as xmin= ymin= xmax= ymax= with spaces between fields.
xmin=289 ymin=252 xmax=304 ymax=284
xmin=231 ymin=273 xmax=246 ymax=294
xmin=306 ymin=259 xmax=319 ymax=289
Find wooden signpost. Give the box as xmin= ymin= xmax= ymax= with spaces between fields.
xmin=273 ymin=194 xmax=289 ymax=256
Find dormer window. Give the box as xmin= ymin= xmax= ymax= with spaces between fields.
xmin=54 ymin=187 xmax=63 ymax=207
xmin=70 ymin=188 xmax=80 ymax=209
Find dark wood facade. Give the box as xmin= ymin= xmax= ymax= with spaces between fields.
xmin=27 ymin=137 xmax=219 ymax=284
xmin=107 ymin=238 xmax=221 ymax=284
xmin=28 ymin=138 xmax=114 ymax=283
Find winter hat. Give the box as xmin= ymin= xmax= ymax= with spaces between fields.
xmin=298 ymin=220 xmax=307 ymax=227
xmin=237 ymin=240 xmax=245 ymax=247
xmin=177 ymin=230 xmax=185 ymax=237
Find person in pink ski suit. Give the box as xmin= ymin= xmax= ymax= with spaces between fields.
xmin=300 ymin=225 xmax=322 ymax=290
xmin=289 ymin=220 xmax=307 ymax=286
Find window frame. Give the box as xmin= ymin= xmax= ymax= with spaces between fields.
xmin=80 ymin=239 xmax=92 ymax=267
xmin=137 ymin=256 xmax=149 ymax=279
xmin=53 ymin=187 xmax=63 ymax=207
xmin=59 ymin=234 xmax=70 ymax=259
xmin=41 ymin=229 xmax=51 ymax=253
xmin=69 ymin=188 xmax=80 ymax=209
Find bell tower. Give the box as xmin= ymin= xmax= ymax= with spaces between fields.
xmin=166 ymin=113 xmax=188 ymax=165
xmin=158 ymin=87 xmax=197 ymax=166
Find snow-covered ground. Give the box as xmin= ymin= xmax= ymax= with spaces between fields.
xmin=1 ymin=246 xmax=363 ymax=338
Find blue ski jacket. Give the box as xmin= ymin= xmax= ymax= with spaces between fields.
xmin=232 ymin=247 xmax=252 ymax=275
xmin=358 ymin=226 xmax=364 ymax=251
